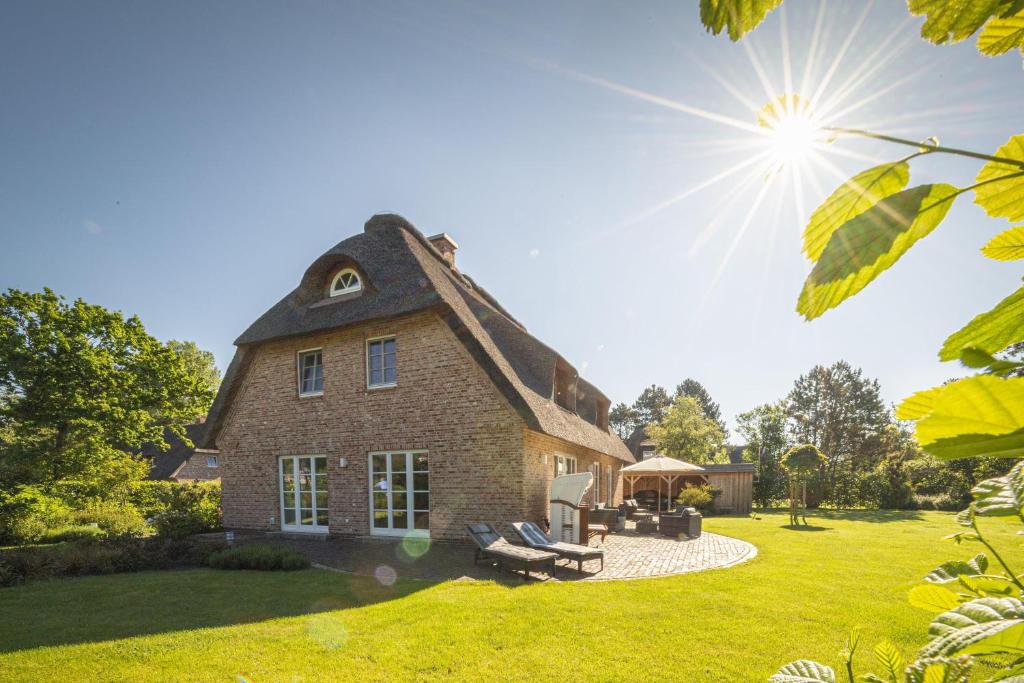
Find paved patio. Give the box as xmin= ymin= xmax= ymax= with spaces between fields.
xmin=236 ymin=523 xmax=756 ymax=583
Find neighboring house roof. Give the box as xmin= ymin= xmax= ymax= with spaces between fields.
xmin=143 ymin=424 xmax=206 ymax=480
xmin=726 ymin=444 xmax=747 ymax=464
xmin=626 ymin=425 xmax=655 ymax=456
xmin=201 ymin=214 xmax=633 ymax=462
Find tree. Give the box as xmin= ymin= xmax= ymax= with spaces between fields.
xmin=609 ymin=402 xmax=638 ymax=439
xmin=0 ymin=289 xmax=218 ymax=489
xmin=787 ymin=361 xmax=890 ymax=506
xmin=166 ymin=340 xmax=221 ymax=393
xmin=633 ymin=385 xmax=671 ymax=428
xmin=736 ymin=401 xmax=791 ymax=508
xmin=674 ymin=378 xmax=728 ymax=436
xmin=645 ymin=396 xmax=726 ymax=464
xmin=781 ymin=444 xmax=826 ymax=526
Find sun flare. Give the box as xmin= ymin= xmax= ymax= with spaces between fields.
xmin=757 ymin=94 xmax=824 ymax=166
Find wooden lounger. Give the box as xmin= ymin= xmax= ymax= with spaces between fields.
xmin=512 ymin=522 xmax=605 ymax=574
xmin=466 ymin=523 xmax=557 ymax=580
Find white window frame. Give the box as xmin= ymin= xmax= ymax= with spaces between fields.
xmin=329 ymin=268 xmax=362 ymax=297
xmin=278 ymin=455 xmax=329 ymax=534
xmin=591 ymin=462 xmax=601 ymax=501
xmin=206 ymin=455 xmax=219 ymax=468
xmin=555 ymin=454 xmax=577 ymax=477
xmin=297 ymin=348 xmax=324 ymax=397
xmin=366 ymin=336 xmax=397 ymax=389
xmin=368 ymin=450 xmax=429 ymax=538
xmin=607 ymin=467 xmax=614 ymax=505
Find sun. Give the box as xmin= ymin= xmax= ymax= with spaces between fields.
xmin=757 ymin=94 xmax=823 ymax=166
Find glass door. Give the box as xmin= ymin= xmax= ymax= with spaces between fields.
xmin=279 ymin=456 xmax=328 ymax=533
xmin=370 ymin=451 xmax=429 ymax=537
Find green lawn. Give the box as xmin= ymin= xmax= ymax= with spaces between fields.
xmin=2 ymin=510 xmax=1021 ymax=682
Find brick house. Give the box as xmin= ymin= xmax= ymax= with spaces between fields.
xmin=144 ymin=423 xmax=221 ymax=482
xmin=199 ymin=214 xmax=634 ymax=541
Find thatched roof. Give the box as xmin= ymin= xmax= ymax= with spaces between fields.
xmin=200 ymin=213 xmax=632 ymax=462
xmin=143 ymin=424 xmax=205 ymax=480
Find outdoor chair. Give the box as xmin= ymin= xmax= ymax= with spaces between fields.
xmin=622 ymin=498 xmax=654 ymax=523
xmin=466 ymin=523 xmax=557 ymax=580
xmin=512 ymin=522 xmax=605 ymax=574
xmin=660 ymin=507 xmax=702 ymax=539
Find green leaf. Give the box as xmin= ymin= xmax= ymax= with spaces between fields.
xmin=910 ymin=584 xmax=965 ymax=612
xmin=940 ymin=286 xmax=1024 ymax=361
xmin=769 ymin=660 xmax=836 ymax=683
xmin=911 ymin=376 xmax=1024 ymax=460
xmin=923 ymin=597 xmax=1024 ymax=657
xmin=903 ymin=656 xmax=972 ymax=683
xmin=699 ymin=0 xmax=783 ymax=40
xmin=909 ymin=0 xmax=1010 ymax=44
xmin=803 ymin=161 xmax=911 ymax=262
xmin=957 ymin=347 xmax=1024 ymax=376
xmin=959 ymin=574 xmax=1018 ymax=597
xmin=973 ymin=461 xmax=1024 ymax=517
xmin=798 ymin=184 xmax=959 ymax=320
xmin=874 ymin=640 xmax=903 ymax=681
xmin=978 ymin=10 xmax=1024 ymax=55
xmin=975 ymin=134 xmax=1024 ymax=222
xmin=926 ymin=555 xmax=989 ymax=584
xmin=982 ymin=225 xmax=1024 ymax=260
xmin=897 ymin=386 xmax=945 ymax=421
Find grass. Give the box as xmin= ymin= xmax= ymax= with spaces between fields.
xmin=1 ymin=510 xmax=1021 ymax=682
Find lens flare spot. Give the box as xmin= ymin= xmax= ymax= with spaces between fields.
xmin=374 ymin=564 xmax=397 ymax=586
xmin=305 ymin=614 xmax=349 ymax=650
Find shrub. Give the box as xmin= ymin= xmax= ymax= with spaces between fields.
xmin=675 ymin=484 xmax=715 ymax=511
xmin=0 ymin=536 xmax=227 ymax=587
xmin=39 ymin=525 xmax=106 ymax=544
xmin=908 ymin=493 xmax=960 ymax=511
xmin=208 ymin=544 xmax=310 ymax=571
xmin=0 ymin=487 xmax=74 ymax=546
xmin=149 ymin=481 xmax=221 ymax=539
xmin=75 ymin=500 xmax=148 ymax=537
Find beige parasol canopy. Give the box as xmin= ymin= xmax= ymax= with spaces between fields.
xmin=620 ymin=455 xmax=707 ymax=513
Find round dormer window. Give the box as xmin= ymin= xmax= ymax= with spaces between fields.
xmin=329 ymin=269 xmax=362 ymax=297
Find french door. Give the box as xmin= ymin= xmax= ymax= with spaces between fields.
xmin=279 ymin=455 xmax=329 ymax=533
xmin=369 ymin=451 xmax=429 ymax=537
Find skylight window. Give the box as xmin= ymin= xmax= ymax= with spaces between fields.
xmin=329 ymin=269 xmax=362 ymax=297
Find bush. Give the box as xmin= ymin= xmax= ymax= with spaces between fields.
xmin=675 ymin=484 xmax=715 ymax=511
xmin=0 ymin=487 xmax=74 ymax=546
xmin=208 ymin=544 xmax=310 ymax=571
xmin=149 ymin=481 xmax=221 ymax=539
xmin=74 ymin=500 xmax=148 ymax=538
xmin=908 ymin=493 xmax=961 ymax=511
xmin=39 ymin=525 xmax=106 ymax=544
xmin=0 ymin=536 xmax=227 ymax=587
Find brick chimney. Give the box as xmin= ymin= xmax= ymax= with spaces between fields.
xmin=427 ymin=233 xmax=459 ymax=268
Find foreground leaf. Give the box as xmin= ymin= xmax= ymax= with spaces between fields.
xmin=957 ymin=347 xmax=1024 ymax=376
xmin=909 ymin=0 xmax=1010 ymax=44
xmin=699 ymin=0 xmax=783 ymax=40
xmin=972 ymin=462 xmax=1024 ymax=516
xmin=874 ymin=640 xmax=903 ymax=680
xmin=975 ymin=134 xmax=1024 ymax=222
xmin=940 ymin=285 xmax=1024 ymax=360
xmin=927 ymin=555 xmax=989 ymax=584
xmin=978 ymin=10 xmax=1024 ymax=55
xmin=803 ymin=161 xmax=911 ymax=261
xmin=769 ymin=660 xmax=835 ymax=682
xmin=903 ymin=656 xmax=972 ymax=683
xmin=897 ymin=386 xmax=946 ymax=421
xmin=798 ymin=184 xmax=958 ymax=319
xmin=958 ymin=574 xmax=1018 ymax=597
xmin=982 ymin=226 xmax=1024 ymax=260
xmin=910 ymin=584 xmax=965 ymax=612
xmin=923 ymin=597 xmax=1024 ymax=657
xmin=912 ymin=376 xmax=1024 ymax=459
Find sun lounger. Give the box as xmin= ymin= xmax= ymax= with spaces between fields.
xmin=466 ymin=523 xmax=557 ymax=580
xmin=512 ymin=521 xmax=605 ymax=574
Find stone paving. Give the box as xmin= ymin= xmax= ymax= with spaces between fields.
xmin=240 ymin=521 xmax=756 ymax=583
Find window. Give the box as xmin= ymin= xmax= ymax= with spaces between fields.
xmin=367 ymin=337 xmax=396 ymax=388
xmin=279 ymin=456 xmax=328 ymax=533
xmin=553 ymin=362 xmax=576 ymax=412
xmin=591 ymin=462 xmax=601 ymax=501
xmin=555 ymin=454 xmax=577 ymax=477
xmin=298 ymin=349 xmax=323 ymax=396
xmin=596 ymin=398 xmax=610 ymax=430
xmin=641 ymin=445 xmax=656 ymax=460
xmin=329 ymin=269 xmax=362 ymax=297
xmin=206 ymin=455 xmax=219 ymax=468
xmin=369 ymin=451 xmax=429 ymax=537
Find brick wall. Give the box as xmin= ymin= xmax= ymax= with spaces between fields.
xmin=216 ymin=311 xmax=529 ymax=542
xmin=174 ymin=454 xmax=221 ymax=481
xmin=521 ymin=429 xmax=628 ymax=529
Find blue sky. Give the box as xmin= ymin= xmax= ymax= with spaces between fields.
xmin=2 ymin=1 xmax=1022 ymax=436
